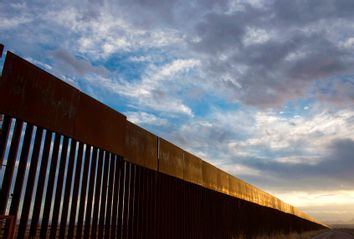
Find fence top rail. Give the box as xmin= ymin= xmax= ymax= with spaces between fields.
xmin=0 ymin=49 xmax=326 ymax=228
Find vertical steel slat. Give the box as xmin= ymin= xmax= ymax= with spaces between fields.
xmin=98 ymin=152 xmax=110 ymax=238
xmin=139 ymin=167 xmax=147 ymax=239
xmin=76 ymin=145 xmax=91 ymax=239
xmin=91 ymin=149 xmax=104 ymax=239
xmin=160 ymin=174 xmax=166 ymax=238
xmin=49 ymin=136 xmax=69 ymax=239
xmin=161 ymin=173 xmax=168 ymax=239
xmin=173 ymin=176 xmax=177 ymax=239
xmin=17 ymin=127 xmax=43 ymax=238
xmin=59 ymin=139 xmax=77 ymax=238
xmin=146 ymin=169 xmax=154 ymax=238
xmin=174 ymin=177 xmax=179 ymax=239
xmin=9 ymin=124 xmax=33 ymax=217
xmin=133 ymin=165 xmax=142 ymax=239
xmin=83 ymin=147 xmax=98 ymax=239
xmin=168 ymin=176 xmax=173 ymax=238
xmin=104 ymin=153 xmax=115 ymax=239
xmin=125 ymin=162 xmax=134 ymax=239
xmin=116 ymin=159 xmax=125 ymax=239
xmin=67 ymin=142 xmax=84 ymax=238
xmin=0 ymin=119 xmax=23 ymax=214
xmin=122 ymin=161 xmax=131 ymax=239
xmin=110 ymin=155 xmax=121 ymax=239
xmin=186 ymin=182 xmax=190 ymax=239
xmin=153 ymin=170 xmax=158 ymax=239
xmin=0 ymin=115 xmax=11 ymax=167
xmin=129 ymin=164 xmax=137 ymax=239
xmin=132 ymin=165 xmax=140 ymax=238
xmin=144 ymin=168 xmax=150 ymax=238
xmin=154 ymin=170 xmax=160 ymax=239
xmin=40 ymin=133 xmax=61 ymax=238
xmin=148 ymin=169 xmax=154 ymax=238
xmin=29 ymin=130 xmax=53 ymax=237
xmin=120 ymin=161 xmax=127 ymax=239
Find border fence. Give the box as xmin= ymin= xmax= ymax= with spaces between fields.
xmin=0 ymin=46 xmax=327 ymax=238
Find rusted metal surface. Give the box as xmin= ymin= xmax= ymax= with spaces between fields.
xmin=0 ymin=215 xmax=16 ymax=239
xmin=0 ymin=52 xmax=126 ymax=157
xmin=217 ymin=167 xmax=230 ymax=195
xmin=183 ymin=150 xmax=203 ymax=186
xmin=158 ymin=138 xmax=184 ymax=179
xmin=74 ymin=93 xmax=126 ymax=156
xmin=201 ymin=160 xmax=219 ymax=191
xmin=0 ymin=49 xmax=327 ymax=239
xmin=125 ymin=121 xmax=158 ymax=170
xmin=0 ymin=52 xmax=79 ymax=137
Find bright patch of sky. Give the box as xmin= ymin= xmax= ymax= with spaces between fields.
xmin=1 ymin=0 xmax=354 ymax=223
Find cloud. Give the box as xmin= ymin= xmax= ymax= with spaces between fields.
xmin=126 ymin=111 xmax=168 ymax=126
xmin=237 ymin=137 xmax=354 ymax=192
xmin=84 ymin=58 xmax=200 ymax=116
xmin=51 ymin=49 xmax=108 ymax=77
xmin=2 ymin=0 xmax=354 ymax=222
xmin=3 ymin=0 xmax=354 ymax=108
xmin=274 ymin=190 xmax=354 ymax=222
xmin=167 ymin=107 xmax=354 ymax=193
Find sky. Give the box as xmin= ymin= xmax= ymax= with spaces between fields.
xmin=1 ymin=0 xmax=354 ymax=224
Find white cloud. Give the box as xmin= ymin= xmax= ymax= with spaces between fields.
xmin=43 ymin=7 xmax=185 ymax=59
xmin=0 ymin=16 xmax=32 ymax=30
xmin=341 ymin=37 xmax=354 ymax=49
xmin=126 ymin=111 xmax=168 ymax=126
xmin=85 ymin=58 xmax=200 ymax=116
xmin=243 ymin=27 xmax=271 ymax=46
xmin=220 ymin=163 xmax=261 ymax=177
xmin=171 ymin=107 xmax=354 ymax=176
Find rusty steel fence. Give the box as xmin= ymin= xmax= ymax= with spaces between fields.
xmin=0 ymin=49 xmax=326 ymax=238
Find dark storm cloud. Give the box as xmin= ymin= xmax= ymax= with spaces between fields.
xmin=272 ymin=0 xmax=354 ymax=26
xmin=237 ymin=138 xmax=354 ymax=191
xmin=186 ymin=0 xmax=354 ymax=107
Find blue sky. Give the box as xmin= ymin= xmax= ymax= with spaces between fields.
xmin=1 ymin=0 xmax=354 ymax=223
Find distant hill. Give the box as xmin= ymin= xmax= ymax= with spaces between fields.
xmin=325 ymin=218 xmax=354 ymax=228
